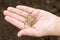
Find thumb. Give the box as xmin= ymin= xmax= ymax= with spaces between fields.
xmin=17 ymin=27 xmax=39 ymax=37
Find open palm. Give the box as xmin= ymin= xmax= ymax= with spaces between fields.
xmin=4 ymin=5 xmax=58 ymax=37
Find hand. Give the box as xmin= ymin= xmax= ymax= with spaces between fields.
xmin=3 ymin=5 xmax=58 ymax=37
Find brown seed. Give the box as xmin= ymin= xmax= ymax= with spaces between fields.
xmin=25 ymin=15 xmax=37 ymax=26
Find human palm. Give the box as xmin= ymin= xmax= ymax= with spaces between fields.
xmin=4 ymin=5 xmax=58 ymax=37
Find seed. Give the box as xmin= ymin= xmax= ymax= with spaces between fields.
xmin=25 ymin=15 xmax=37 ymax=26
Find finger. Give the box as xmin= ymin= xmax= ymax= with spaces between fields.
xmin=4 ymin=10 xmax=25 ymax=23
xmin=5 ymin=16 xmax=25 ymax=29
xmin=16 ymin=5 xmax=35 ymax=13
xmin=31 ymin=9 xmax=40 ymax=18
xmin=7 ymin=7 xmax=29 ymax=17
xmin=17 ymin=27 xmax=40 ymax=37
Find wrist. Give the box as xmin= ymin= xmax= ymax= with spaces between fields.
xmin=49 ymin=17 xmax=60 ymax=36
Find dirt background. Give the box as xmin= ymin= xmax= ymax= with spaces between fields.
xmin=0 ymin=0 xmax=60 ymax=40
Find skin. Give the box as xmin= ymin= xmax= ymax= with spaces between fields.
xmin=3 ymin=5 xmax=59 ymax=37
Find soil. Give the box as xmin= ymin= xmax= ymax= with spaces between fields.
xmin=0 ymin=0 xmax=60 ymax=40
